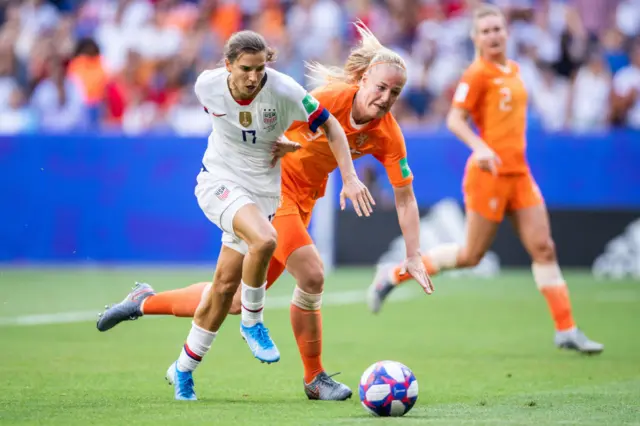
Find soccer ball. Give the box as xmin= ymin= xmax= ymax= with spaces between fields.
xmin=358 ymin=360 xmax=418 ymax=417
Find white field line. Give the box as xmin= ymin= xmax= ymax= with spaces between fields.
xmin=0 ymin=287 xmax=416 ymax=327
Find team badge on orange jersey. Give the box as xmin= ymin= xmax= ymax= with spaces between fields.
xmin=239 ymin=111 xmax=252 ymax=128
xmin=262 ymin=108 xmax=277 ymax=131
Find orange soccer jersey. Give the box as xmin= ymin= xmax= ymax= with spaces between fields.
xmin=282 ymin=81 xmax=413 ymax=214
xmin=452 ymin=58 xmax=542 ymax=222
xmin=266 ymin=81 xmax=414 ymax=269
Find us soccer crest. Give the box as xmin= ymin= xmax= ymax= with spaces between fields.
xmin=239 ymin=111 xmax=252 ymax=128
xmin=262 ymin=108 xmax=277 ymax=132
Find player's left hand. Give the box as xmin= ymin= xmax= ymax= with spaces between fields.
xmin=401 ymin=254 xmax=434 ymax=295
xmin=270 ymin=136 xmax=301 ymax=167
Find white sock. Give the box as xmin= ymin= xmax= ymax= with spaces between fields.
xmin=428 ymin=243 xmax=460 ymax=269
xmin=241 ymin=281 xmax=266 ymax=327
xmin=176 ymin=321 xmax=217 ymax=372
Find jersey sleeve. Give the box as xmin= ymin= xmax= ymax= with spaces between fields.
xmin=278 ymin=75 xmax=329 ymax=133
xmin=452 ymin=65 xmax=486 ymax=113
xmin=193 ymin=70 xmax=218 ymax=114
xmin=373 ymin=117 xmax=413 ymax=188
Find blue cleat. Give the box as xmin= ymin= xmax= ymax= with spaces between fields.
xmin=96 ymin=282 xmax=155 ymax=332
xmin=165 ymin=362 xmax=197 ymax=401
xmin=240 ymin=322 xmax=280 ymax=364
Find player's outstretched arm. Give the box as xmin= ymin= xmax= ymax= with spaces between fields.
xmin=393 ymin=184 xmax=433 ymax=294
xmin=446 ymin=107 xmax=501 ymax=175
xmin=320 ymin=115 xmax=376 ymax=217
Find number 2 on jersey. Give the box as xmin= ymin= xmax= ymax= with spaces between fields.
xmin=242 ymin=130 xmax=257 ymax=144
xmin=498 ymin=87 xmax=512 ymax=112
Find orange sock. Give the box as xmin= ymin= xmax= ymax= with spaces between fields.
xmin=290 ymin=287 xmax=324 ymax=384
xmin=392 ymin=255 xmax=439 ymax=285
xmin=532 ymin=262 xmax=575 ymax=331
xmin=540 ymin=286 xmax=575 ymax=331
xmin=141 ymin=282 xmax=208 ymax=317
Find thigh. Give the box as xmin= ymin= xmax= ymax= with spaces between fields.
xmin=508 ymin=172 xmax=544 ymax=213
xmin=232 ymin=203 xmax=277 ymax=247
xmin=271 ymin=212 xmax=314 ymax=267
xmin=463 ymin=166 xmax=510 ymax=223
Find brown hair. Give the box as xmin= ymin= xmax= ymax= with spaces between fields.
xmin=306 ymin=20 xmax=406 ymax=84
xmin=223 ymin=30 xmax=276 ymax=63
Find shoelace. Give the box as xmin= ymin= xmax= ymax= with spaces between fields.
xmin=318 ymin=372 xmax=343 ymax=387
xmin=254 ymin=325 xmax=274 ymax=349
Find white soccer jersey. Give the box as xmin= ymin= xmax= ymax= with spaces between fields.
xmin=194 ymin=67 xmax=329 ymax=197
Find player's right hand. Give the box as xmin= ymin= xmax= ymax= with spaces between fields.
xmin=401 ymin=254 xmax=434 ymax=295
xmin=339 ymin=176 xmax=375 ymax=217
xmin=473 ymin=145 xmax=501 ymax=176
xmin=270 ymin=136 xmax=301 ymax=167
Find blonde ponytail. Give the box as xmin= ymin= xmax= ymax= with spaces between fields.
xmin=470 ymin=3 xmax=505 ymax=59
xmin=306 ymin=20 xmax=406 ymax=85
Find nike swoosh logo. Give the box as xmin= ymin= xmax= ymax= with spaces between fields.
xmin=203 ymin=107 xmax=226 ymax=117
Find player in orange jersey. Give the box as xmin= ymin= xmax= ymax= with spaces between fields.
xmin=368 ymin=4 xmax=603 ymax=354
xmin=97 ymin=22 xmax=434 ymax=400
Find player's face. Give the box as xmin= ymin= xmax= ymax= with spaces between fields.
xmin=226 ymin=51 xmax=267 ymax=99
xmin=474 ymin=15 xmax=507 ymax=58
xmin=360 ymin=65 xmax=406 ymax=120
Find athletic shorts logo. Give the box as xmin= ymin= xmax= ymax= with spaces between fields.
xmin=215 ymin=185 xmax=230 ymax=200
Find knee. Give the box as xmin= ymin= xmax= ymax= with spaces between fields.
xmin=530 ymin=237 xmax=556 ymax=263
xmin=296 ymin=263 xmax=324 ymax=294
xmin=250 ymin=228 xmax=278 ymax=258
xmin=292 ymin=285 xmax=323 ymax=310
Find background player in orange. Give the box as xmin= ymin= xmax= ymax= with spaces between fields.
xmin=368 ymin=4 xmax=603 ymax=354
xmin=97 ymin=22 xmax=434 ymax=400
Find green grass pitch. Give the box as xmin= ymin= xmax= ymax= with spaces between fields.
xmin=0 ymin=267 xmax=639 ymax=425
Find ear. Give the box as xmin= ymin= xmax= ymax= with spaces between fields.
xmin=225 ymin=58 xmax=232 ymax=73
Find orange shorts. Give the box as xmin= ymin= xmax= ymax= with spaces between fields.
xmin=270 ymin=192 xmax=315 ymax=267
xmin=462 ymin=166 xmax=544 ymax=222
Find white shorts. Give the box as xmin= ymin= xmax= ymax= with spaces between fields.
xmin=195 ymin=171 xmax=280 ymax=255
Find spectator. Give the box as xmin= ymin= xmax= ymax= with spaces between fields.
xmin=0 ymin=86 xmax=36 ymax=134
xmin=612 ymin=40 xmax=640 ymax=129
xmin=530 ymin=62 xmax=571 ymax=132
xmin=30 ymin=55 xmax=87 ymax=133
xmin=167 ymin=86 xmax=212 ymax=137
xmin=569 ymin=48 xmax=612 ymax=132
xmin=0 ymin=0 xmax=639 ymax=134
xmin=67 ymin=37 xmax=108 ymax=125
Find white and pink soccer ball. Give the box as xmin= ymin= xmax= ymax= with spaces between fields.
xmin=358 ymin=360 xmax=419 ymax=417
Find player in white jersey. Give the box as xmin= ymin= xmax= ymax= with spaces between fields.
xmin=165 ymin=30 xmax=375 ymax=401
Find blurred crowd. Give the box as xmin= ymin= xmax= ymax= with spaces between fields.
xmin=1 ymin=0 xmax=640 ymax=136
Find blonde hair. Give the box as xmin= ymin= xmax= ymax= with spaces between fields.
xmin=306 ymin=21 xmax=406 ymax=85
xmin=471 ymin=4 xmax=505 ymax=59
